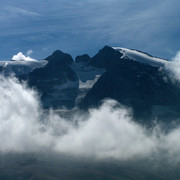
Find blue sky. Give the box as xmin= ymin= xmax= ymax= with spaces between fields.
xmin=0 ymin=0 xmax=180 ymax=60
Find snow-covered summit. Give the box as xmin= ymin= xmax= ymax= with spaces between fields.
xmin=113 ymin=47 xmax=169 ymax=67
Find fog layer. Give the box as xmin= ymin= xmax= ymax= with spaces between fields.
xmin=0 ymin=76 xmax=180 ymax=162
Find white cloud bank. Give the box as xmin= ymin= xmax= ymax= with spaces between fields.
xmin=12 ymin=52 xmax=36 ymax=61
xmin=165 ymin=51 xmax=180 ymax=82
xmin=1 ymin=76 xmax=180 ymax=162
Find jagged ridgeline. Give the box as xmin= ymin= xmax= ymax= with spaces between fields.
xmin=1 ymin=46 xmax=180 ymax=122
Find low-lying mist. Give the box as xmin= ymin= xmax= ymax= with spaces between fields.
xmin=1 ymin=76 xmax=180 ymax=163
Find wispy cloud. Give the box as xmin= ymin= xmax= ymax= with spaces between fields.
xmin=4 ymin=6 xmax=42 ymax=17
xmin=165 ymin=51 xmax=180 ymax=82
xmin=26 ymin=49 xmax=33 ymax=56
xmin=1 ymin=76 xmax=180 ymax=163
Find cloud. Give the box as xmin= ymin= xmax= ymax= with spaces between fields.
xmin=26 ymin=49 xmax=33 ymax=56
xmin=172 ymin=51 xmax=180 ymax=61
xmin=12 ymin=52 xmax=36 ymax=61
xmin=5 ymin=6 xmax=42 ymax=17
xmin=1 ymin=76 xmax=180 ymax=163
xmin=165 ymin=51 xmax=180 ymax=82
xmin=53 ymin=102 xmax=157 ymax=160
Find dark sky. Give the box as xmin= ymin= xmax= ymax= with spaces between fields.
xmin=0 ymin=0 xmax=180 ymax=60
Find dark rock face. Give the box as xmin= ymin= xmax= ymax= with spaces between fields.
xmin=82 ymin=56 xmax=180 ymax=121
xmin=27 ymin=50 xmax=78 ymax=109
xmin=0 ymin=66 xmax=4 ymax=73
xmin=75 ymin=54 xmax=91 ymax=63
xmin=90 ymin=46 xmax=123 ymax=68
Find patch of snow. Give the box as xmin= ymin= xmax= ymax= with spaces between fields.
xmin=72 ymin=62 xmax=105 ymax=105
xmin=53 ymin=81 xmax=78 ymax=91
xmin=113 ymin=47 xmax=169 ymax=67
xmin=79 ymin=75 xmax=101 ymax=89
xmin=72 ymin=62 xmax=105 ymax=83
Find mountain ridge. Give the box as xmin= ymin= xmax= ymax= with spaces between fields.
xmin=0 ymin=46 xmax=179 ymax=122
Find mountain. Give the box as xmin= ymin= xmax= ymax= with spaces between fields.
xmin=81 ymin=46 xmax=180 ymax=121
xmin=89 ymin=46 xmax=123 ymax=68
xmin=1 ymin=46 xmax=180 ymax=122
xmin=75 ymin=54 xmax=91 ymax=63
xmin=27 ymin=50 xmax=79 ymax=109
xmin=82 ymin=48 xmax=179 ymax=121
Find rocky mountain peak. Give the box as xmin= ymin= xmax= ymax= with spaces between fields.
xmin=90 ymin=46 xmax=123 ymax=68
xmin=45 ymin=50 xmax=74 ymax=67
xmin=75 ymin=54 xmax=91 ymax=63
